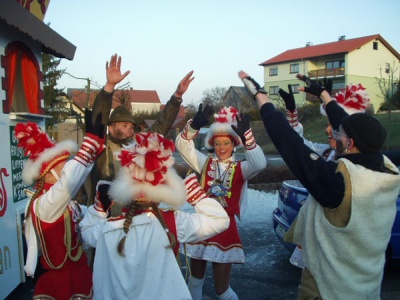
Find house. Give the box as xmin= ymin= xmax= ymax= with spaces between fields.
xmin=259 ymin=34 xmax=400 ymax=112
xmin=67 ymin=88 xmax=161 ymax=114
xmin=48 ymin=94 xmax=85 ymax=143
xmin=67 ymin=88 xmax=185 ymax=138
xmin=138 ymin=104 xmax=187 ymax=139
xmin=222 ymin=86 xmax=256 ymax=112
xmin=0 ymin=0 xmax=76 ymax=298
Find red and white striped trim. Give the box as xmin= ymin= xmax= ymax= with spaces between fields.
xmin=285 ymin=109 xmax=298 ymax=128
xmin=184 ymin=173 xmax=206 ymax=206
xmin=181 ymin=119 xmax=199 ymax=141
xmin=244 ymin=129 xmax=256 ymax=150
xmin=74 ymin=134 xmax=105 ymax=166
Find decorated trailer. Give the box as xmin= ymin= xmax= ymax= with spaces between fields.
xmin=0 ymin=1 xmax=75 ymax=298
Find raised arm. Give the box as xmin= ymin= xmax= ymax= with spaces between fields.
xmin=150 ymin=70 xmax=195 ymax=135
xmin=238 ymin=70 xmax=344 ymax=209
xmin=92 ymin=54 xmax=131 ymax=125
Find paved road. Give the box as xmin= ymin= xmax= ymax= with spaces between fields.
xmin=7 ymin=188 xmax=400 ymax=300
xmin=180 ymin=189 xmax=400 ymax=300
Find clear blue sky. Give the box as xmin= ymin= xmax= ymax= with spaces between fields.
xmin=44 ymin=0 xmax=400 ymax=106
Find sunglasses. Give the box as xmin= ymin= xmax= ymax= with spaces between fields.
xmin=332 ymin=129 xmax=349 ymax=139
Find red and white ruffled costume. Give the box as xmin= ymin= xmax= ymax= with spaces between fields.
xmin=14 ymin=121 xmax=106 ymax=300
xmin=175 ymin=120 xmax=266 ymax=263
xmin=79 ymin=132 xmax=230 ymax=300
xmin=24 ymin=159 xmax=94 ymax=299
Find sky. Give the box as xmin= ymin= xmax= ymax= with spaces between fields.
xmin=44 ymin=0 xmax=400 ymax=106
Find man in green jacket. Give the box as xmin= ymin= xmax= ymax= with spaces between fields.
xmin=86 ymin=54 xmax=194 ymax=212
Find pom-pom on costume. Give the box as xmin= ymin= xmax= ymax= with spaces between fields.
xmin=203 ymin=106 xmax=242 ymax=151
xmin=14 ymin=122 xmax=105 ymax=300
xmin=80 ymin=132 xmax=229 ymax=300
xmin=291 ymin=83 xmax=371 ymax=162
xmin=320 ymin=83 xmax=370 ymax=116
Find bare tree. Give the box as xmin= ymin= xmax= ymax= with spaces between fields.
xmin=376 ymin=60 xmax=400 ymax=148
xmin=184 ymin=102 xmax=198 ymax=122
xmin=201 ymin=86 xmax=228 ymax=111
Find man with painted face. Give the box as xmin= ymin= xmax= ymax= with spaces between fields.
xmin=239 ymin=70 xmax=400 ymax=300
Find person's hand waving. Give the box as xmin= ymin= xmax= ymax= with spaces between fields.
xmin=278 ymin=85 xmax=296 ymax=112
xmin=105 ymin=54 xmax=130 ymax=90
xmin=190 ymin=103 xmax=214 ymax=130
xmin=231 ymin=113 xmax=251 ymax=145
xmin=174 ymin=70 xmax=195 ymax=99
xmin=296 ymin=74 xmax=327 ymax=99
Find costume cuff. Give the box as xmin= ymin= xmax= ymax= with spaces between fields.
xmin=184 ymin=173 xmax=207 ymax=206
xmin=285 ymin=108 xmax=299 ymax=128
xmin=74 ymin=134 xmax=105 ymax=166
xmin=244 ymin=129 xmax=256 ymax=150
xmin=181 ymin=120 xmax=200 ymax=140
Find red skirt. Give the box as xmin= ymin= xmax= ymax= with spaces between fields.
xmin=34 ymin=259 xmax=93 ymax=300
xmin=183 ymin=215 xmax=245 ymax=263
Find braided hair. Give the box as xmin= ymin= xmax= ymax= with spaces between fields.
xmin=24 ymin=178 xmax=45 ymax=221
xmin=117 ymin=201 xmax=137 ymax=256
xmin=116 ymin=201 xmax=176 ymax=257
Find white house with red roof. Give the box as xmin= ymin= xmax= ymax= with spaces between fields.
xmin=260 ymin=34 xmax=400 ymax=112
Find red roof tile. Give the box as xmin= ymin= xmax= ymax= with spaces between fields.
xmin=260 ymin=34 xmax=400 ymax=66
xmin=114 ymin=90 xmax=160 ymax=104
xmin=67 ymin=88 xmax=161 ymax=109
xmin=68 ymin=89 xmax=98 ymax=108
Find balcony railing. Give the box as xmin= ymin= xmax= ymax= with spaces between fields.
xmin=308 ymin=67 xmax=345 ymax=78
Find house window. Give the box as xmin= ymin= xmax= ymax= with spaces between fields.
xmin=290 ymin=64 xmax=299 ymax=74
xmin=326 ymin=60 xmax=345 ymax=69
xmin=291 ymin=84 xmax=300 ymax=94
xmin=269 ymin=67 xmax=278 ymax=76
xmin=269 ymin=86 xmax=279 ymax=95
xmin=2 ymin=42 xmax=42 ymax=114
xmin=385 ymin=63 xmax=390 ymax=74
xmin=373 ymin=41 xmax=378 ymax=50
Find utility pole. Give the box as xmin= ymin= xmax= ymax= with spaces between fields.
xmin=64 ymin=71 xmax=91 ymax=108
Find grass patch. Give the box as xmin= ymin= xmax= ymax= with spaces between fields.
xmin=252 ymin=110 xmax=400 ymax=153
xmin=175 ymin=112 xmax=400 ymax=186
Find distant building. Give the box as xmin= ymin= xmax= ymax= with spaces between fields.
xmin=66 ymin=88 xmax=162 ymax=113
xmin=259 ymin=34 xmax=400 ymax=112
xmin=67 ymin=88 xmax=186 ymax=136
xmin=222 ymin=86 xmax=256 ymax=112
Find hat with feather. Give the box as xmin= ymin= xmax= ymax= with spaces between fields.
xmin=320 ymin=83 xmax=370 ymax=116
xmin=14 ymin=122 xmax=77 ymax=185
xmin=109 ymin=132 xmax=186 ymax=208
xmin=203 ymin=106 xmax=242 ymax=151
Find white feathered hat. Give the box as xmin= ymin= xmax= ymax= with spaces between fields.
xmin=320 ymin=83 xmax=370 ymax=116
xmin=14 ymin=122 xmax=77 ymax=185
xmin=109 ymin=132 xmax=186 ymax=208
xmin=203 ymin=106 xmax=242 ymax=151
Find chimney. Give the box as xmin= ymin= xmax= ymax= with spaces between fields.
xmin=338 ymin=35 xmax=346 ymax=41
xmin=306 ymin=42 xmax=312 ymax=47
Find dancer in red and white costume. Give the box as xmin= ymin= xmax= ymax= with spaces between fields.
xmin=14 ymin=110 xmax=105 ymax=300
xmin=175 ymin=105 xmax=266 ymax=300
xmin=80 ymin=132 xmax=229 ymax=300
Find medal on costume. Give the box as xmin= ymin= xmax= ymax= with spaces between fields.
xmin=209 ymin=179 xmax=228 ymax=207
xmin=210 ymin=180 xmax=228 ymax=197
